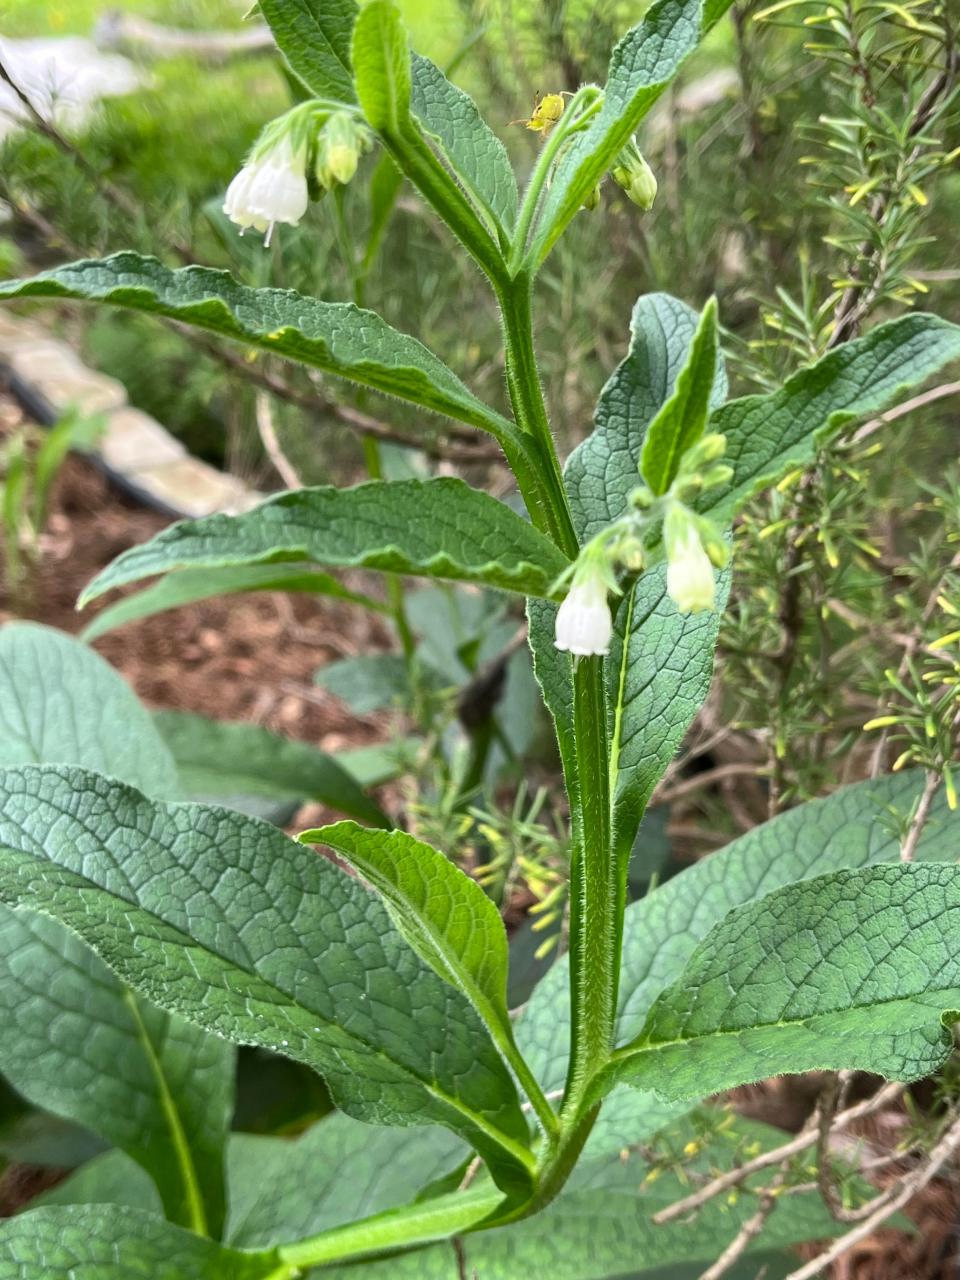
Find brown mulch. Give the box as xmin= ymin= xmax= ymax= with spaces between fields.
xmin=0 ymin=389 xmax=389 ymax=752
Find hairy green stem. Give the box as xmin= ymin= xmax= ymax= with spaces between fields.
xmin=497 ymin=272 xmax=618 ymax=1136
xmin=497 ymin=272 xmax=578 ymax=556
xmin=383 ymin=121 xmax=509 ymax=288
xmin=277 ymin=1185 xmax=501 ymax=1270
xmin=561 ymin=659 xmax=615 ymax=1116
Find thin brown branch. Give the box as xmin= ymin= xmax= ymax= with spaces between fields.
xmin=697 ymin=1166 xmax=790 ymax=1280
xmin=653 ymin=762 xmax=766 ymax=807
xmin=653 ymin=1082 xmax=905 ymax=1225
xmin=900 ymin=770 xmax=942 ymax=862
xmin=784 ymin=1111 xmax=960 ymax=1280
xmin=254 ymin=391 xmax=302 ymax=490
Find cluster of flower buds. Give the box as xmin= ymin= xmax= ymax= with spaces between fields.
xmin=224 ymin=103 xmax=372 ymax=245
xmin=553 ymin=434 xmax=733 ymax=657
xmin=578 ymin=133 xmax=657 ymax=215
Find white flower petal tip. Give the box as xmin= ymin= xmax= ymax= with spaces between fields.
xmin=554 ymin=578 xmax=613 ymax=657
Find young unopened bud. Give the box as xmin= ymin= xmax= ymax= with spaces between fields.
xmin=611 ymin=139 xmax=657 ymax=211
xmin=664 ymin=504 xmax=716 ymax=614
xmin=673 ymin=474 xmax=704 ymax=503
xmin=697 ymin=522 xmax=730 ymax=570
xmin=316 ymin=112 xmax=372 ymax=190
xmin=615 ymin=536 xmax=645 ymax=572
xmin=581 ymin=182 xmax=602 ymax=212
xmin=690 ymin=432 xmax=727 ymax=466
xmin=701 ymin=463 xmax=734 ymax=490
xmin=629 ymin=484 xmax=655 ymax=510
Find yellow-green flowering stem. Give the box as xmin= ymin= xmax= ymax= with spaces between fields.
xmin=497 ymin=272 xmax=618 ymax=1134
xmin=277 ymin=1186 xmax=502 ymax=1270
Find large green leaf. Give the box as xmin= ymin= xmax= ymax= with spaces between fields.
xmin=33 ymin=1149 xmax=162 ymax=1214
xmin=0 ymin=1206 xmax=280 ymax=1279
xmin=527 ymin=0 xmax=736 ymax=267
xmin=517 ymin=769 xmax=956 ymax=1093
xmin=304 ymin=822 xmax=512 ymax=1038
xmin=411 ymin=55 xmax=518 ymax=235
xmin=352 ymin=0 xmax=411 ymax=136
xmin=702 ymin=312 xmax=960 ymax=524
xmin=79 ymin=479 xmax=569 ymax=607
xmin=81 ymin=563 xmax=387 ymax=643
xmin=0 ymin=622 xmax=232 ymax=1235
xmin=258 ymin=0 xmax=358 ymax=103
xmin=0 ymin=622 xmax=178 ymax=798
xmin=604 ymin=863 xmax=960 ymax=1100
xmin=640 ymin=296 xmax=718 ymax=495
xmin=0 ymin=766 xmax=532 ymax=1197
xmin=153 ymin=710 xmax=389 ymax=827
xmin=0 ymin=254 xmax=514 ymax=442
xmin=0 ymin=907 xmax=233 ymax=1235
xmin=226 ymin=1113 xmax=465 ymax=1249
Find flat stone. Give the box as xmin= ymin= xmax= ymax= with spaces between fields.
xmin=0 ymin=312 xmax=50 ymax=349
xmin=127 ymin=458 xmax=254 ymax=518
xmin=98 ymin=406 xmax=186 ymax=472
xmin=7 ymin=345 xmax=126 ymax=414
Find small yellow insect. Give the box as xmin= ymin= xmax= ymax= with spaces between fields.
xmin=511 ymin=91 xmax=566 ymax=136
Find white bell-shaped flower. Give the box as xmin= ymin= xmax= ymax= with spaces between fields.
xmin=665 ymin=507 xmax=716 ymax=614
xmin=554 ymin=572 xmax=613 ymax=657
xmin=224 ymin=135 xmax=309 ymax=245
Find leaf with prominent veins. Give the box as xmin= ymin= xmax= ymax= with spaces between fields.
xmin=0 ymin=622 xmax=232 ymax=1235
xmin=702 ymin=311 xmax=960 ymax=524
xmin=517 ymin=769 xmax=958 ymax=1094
xmin=601 ymin=863 xmax=960 ymax=1101
xmin=304 ymin=822 xmax=512 ymax=1037
xmin=0 ymin=1206 xmax=282 ymax=1280
xmin=0 ymin=254 xmax=515 ymax=443
xmin=0 ymin=766 xmax=534 ymax=1198
xmin=79 ymin=479 xmax=570 ymax=607
xmin=258 ymin=0 xmax=358 ymax=104
xmin=411 ymin=55 xmax=518 ymax=235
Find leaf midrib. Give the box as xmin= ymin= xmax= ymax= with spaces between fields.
xmin=122 ymin=989 xmax=209 ymax=1235
xmin=0 ymin=843 xmax=532 ymax=1175
xmin=614 ymin=982 xmax=960 ymax=1071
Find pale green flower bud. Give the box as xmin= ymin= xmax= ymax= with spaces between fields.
xmin=629 ymin=484 xmax=655 ymax=510
xmin=611 ymin=139 xmax=658 ymax=211
xmin=316 ymin=112 xmax=372 ymax=190
xmin=664 ymin=504 xmax=716 ymax=614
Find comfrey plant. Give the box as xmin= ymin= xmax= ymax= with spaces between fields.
xmin=1 ymin=1 xmax=960 ymax=1276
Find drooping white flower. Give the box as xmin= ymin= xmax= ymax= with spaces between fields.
xmin=555 ymin=572 xmax=613 ymax=657
xmin=665 ymin=506 xmax=716 ymax=614
xmin=224 ymin=135 xmax=309 ymax=245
